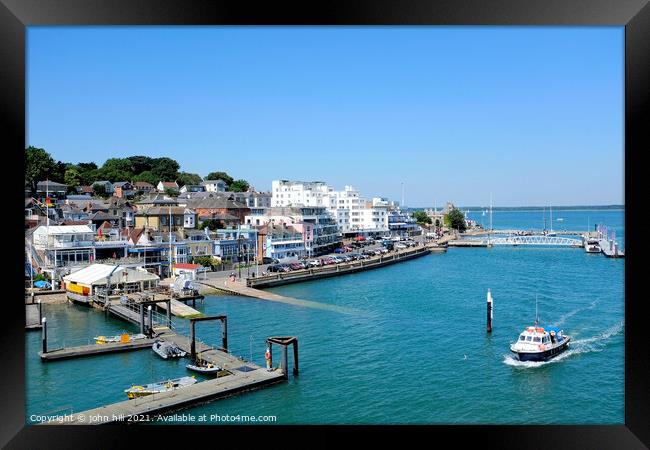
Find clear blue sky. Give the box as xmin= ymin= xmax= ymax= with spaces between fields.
xmin=27 ymin=26 xmax=624 ymax=207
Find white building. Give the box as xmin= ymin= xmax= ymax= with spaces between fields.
xmin=270 ymin=181 xmax=389 ymax=236
xmin=201 ymin=180 xmax=227 ymax=192
xmin=271 ymin=180 xmax=333 ymax=207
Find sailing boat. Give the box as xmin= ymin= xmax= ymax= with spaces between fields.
xmin=546 ymin=205 xmax=556 ymax=236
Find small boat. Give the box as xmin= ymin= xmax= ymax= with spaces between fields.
xmin=152 ymin=340 xmax=187 ymax=359
xmin=125 ymin=376 xmax=196 ymax=399
xmin=186 ymin=357 xmax=222 ymax=374
xmin=94 ymin=333 xmax=147 ymax=344
xmin=510 ymin=325 xmax=571 ymax=362
xmin=584 ymin=239 xmax=602 ymax=253
xmin=510 ymin=297 xmax=570 ymax=362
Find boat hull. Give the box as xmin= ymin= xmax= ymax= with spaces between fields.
xmin=511 ymin=339 xmax=570 ymax=362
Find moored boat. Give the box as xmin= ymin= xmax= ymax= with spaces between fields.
xmin=584 ymin=239 xmax=602 ymax=253
xmin=125 ymin=376 xmax=196 ymax=399
xmin=94 ymin=333 xmax=147 ymax=344
xmin=186 ymin=358 xmax=222 ymax=374
xmin=152 ymin=340 xmax=187 ymax=359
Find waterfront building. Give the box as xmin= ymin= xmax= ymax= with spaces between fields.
xmin=271 ymin=180 xmax=332 ymax=207
xmin=63 ymin=263 xmax=160 ymax=302
xmin=387 ymin=208 xmax=420 ymax=237
xmin=201 ymin=179 xmax=227 ymax=192
xmin=32 ymin=224 xmax=98 ymax=268
xmin=211 ymin=227 xmax=257 ymax=264
xmin=183 ymin=229 xmax=214 ymax=258
xmin=261 ymin=223 xmax=309 ymax=261
xmin=245 ymin=206 xmax=339 ymax=255
xmin=271 ymin=181 xmax=389 ymax=237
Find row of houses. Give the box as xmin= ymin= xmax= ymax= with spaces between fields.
xmin=25 ymin=179 xmax=421 ymax=281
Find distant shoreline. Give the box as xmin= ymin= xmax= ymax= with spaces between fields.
xmin=411 ymin=205 xmax=625 ymax=212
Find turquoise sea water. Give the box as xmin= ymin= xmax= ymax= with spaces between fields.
xmin=26 ymin=209 xmax=625 ymax=424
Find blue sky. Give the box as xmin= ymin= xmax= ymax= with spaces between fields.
xmin=27 ymin=27 xmax=624 ymax=207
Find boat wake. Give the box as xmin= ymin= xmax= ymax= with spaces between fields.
xmin=503 ymin=320 xmax=624 ymax=369
xmin=552 ymin=299 xmax=599 ymax=327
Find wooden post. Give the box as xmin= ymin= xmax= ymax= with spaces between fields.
xmin=292 ymin=339 xmax=299 ymax=376
xmin=166 ymin=300 xmax=171 ymax=328
xmin=281 ymin=344 xmax=288 ymax=379
xmin=139 ymin=304 xmax=145 ymax=335
xmin=37 ymin=299 xmax=42 ymax=325
xmin=221 ymin=317 xmax=228 ymax=352
xmin=190 ymin=320 xmax=196 ymax=361
xmin=487 ymin=289 xmax=493 ymax=333
xmin=41 ymin=317 xmax=47 ymax=353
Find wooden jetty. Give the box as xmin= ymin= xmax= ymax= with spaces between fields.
xmin=39 ymin=337 xmax=160 ymax=361
xmin=155 ymin=298 xmax=203 ymax=318
xmin=40 ymin=316 xmax=297 ymax=425
xmin=43 ymin=366 xmax=285 ymax=425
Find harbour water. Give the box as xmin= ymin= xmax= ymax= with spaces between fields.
xmin=26 ymin=208 xmax=624 ymax=425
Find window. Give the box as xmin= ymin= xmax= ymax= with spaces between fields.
xmin=526 ymin=336 xmax=532 ymax=341
xmin=519 ymin=335 xmax=526 ymax=341
xmin=533 ymin=337 xmax=541 ymax=342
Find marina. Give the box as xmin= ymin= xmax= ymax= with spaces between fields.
xmin=26 ymin=208 xmax=624 ymax=425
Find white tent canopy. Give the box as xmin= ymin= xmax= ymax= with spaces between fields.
xmin=63 ymin=263 xmax=159 ymax=287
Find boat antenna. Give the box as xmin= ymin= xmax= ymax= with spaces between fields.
xmin=535 ymin=294 xmax=539 ymax=326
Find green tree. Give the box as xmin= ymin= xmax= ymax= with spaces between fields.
xmin=133 ymin=170 xmax=158 ymax=186
xmin=412 ymin=210 xmax=432 ymax=226
xmin=205 ymin=171 xmax=234 ymax=187
xmin=25 ymin=146 xmax=57 ymax=195
xmin=446 ymin=208 xmax=467 ymax=232
xmin=92 ymin=184 xmax=109 ymax=198
xmin=192 ymin=255 xmax=218 ymax=269
xmin=199 ymin=219 xmax=219 ymax=231
xmin=127 ymin=155 xmax=154 ymax=174
xmin=100 ymin=158 xmax=135 ymax=182
xmin=164 ymin=187 xmax=180 ymax=197
xmin=229 ymin=179 xmax=250 ymax=192
xmin=176 ymin=172 xmax=203 ymax=187
xmin=151 ymin=157 xmax=180 ymax=181
xmin=64 ymin=167 xmax=82 ymax=188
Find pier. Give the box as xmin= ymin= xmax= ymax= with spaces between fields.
xmin=40 ymin=315 xmax=295 ymax=425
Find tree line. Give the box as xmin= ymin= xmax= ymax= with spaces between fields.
xmin=25 ymin=146 xmax=251 ymax=196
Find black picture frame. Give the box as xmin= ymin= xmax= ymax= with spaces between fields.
xmin=3 ymin=0 xmax=647 ymax=448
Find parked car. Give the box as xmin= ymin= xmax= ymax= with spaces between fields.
xmin=267 ymin=264 xmax=283 ymax=273
xmin=289 ymin=262 xmax=305 ymax=270
xmin=334 ymin=248 xmax=345 ymax=254
xmin=262 ymin=257 xmax=279 ymax=264
xmin=306 ymin=259 xmax=321 ymax=267
xmin=378 ymin=248 xmax=389 ymax=254
xmin=321 ymin=257 xmax=336 ymax=265
xmin=395 ymin=243 xmax=408 ymax=249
